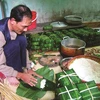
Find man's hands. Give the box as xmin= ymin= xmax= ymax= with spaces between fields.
xmin=17 ymin=70 xmax=43 ymax=86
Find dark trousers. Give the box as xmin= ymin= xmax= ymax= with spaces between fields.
xmin=4 ymin=35 xmax=27 ymax=72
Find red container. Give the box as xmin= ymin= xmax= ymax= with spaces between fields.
xmin=28 ymin=11 xmax=37 ymax=30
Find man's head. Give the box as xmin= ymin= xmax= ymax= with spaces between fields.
xmin=9 ymin=4 xmax=32 ymax=34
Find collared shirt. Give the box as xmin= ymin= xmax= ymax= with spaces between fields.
xmin=0 ymin=31 xmax=32 ymax=77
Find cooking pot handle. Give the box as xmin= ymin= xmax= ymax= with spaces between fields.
xmin=78 ymin=46 xmax=85 ymax=50
xmin=63 ymin=36 xmax=70 ymax=40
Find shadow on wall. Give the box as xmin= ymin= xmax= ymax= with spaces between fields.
xmin=0 ymin=0 xmax=8 ymax=18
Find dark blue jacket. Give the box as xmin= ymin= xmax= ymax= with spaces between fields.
xmin=0 ymin=18 xmax=27 ymax=72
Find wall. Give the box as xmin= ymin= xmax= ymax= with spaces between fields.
xmin=0 ymin=0 xmax=5 ymax=19
xmin=2 ymin=0 xmax=100 ymax=23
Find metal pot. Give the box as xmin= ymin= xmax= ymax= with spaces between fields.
xmin=64 ymin=15 xmax=83 ymax=25
xmin=61 ymin=36 xmax=86 ymax=57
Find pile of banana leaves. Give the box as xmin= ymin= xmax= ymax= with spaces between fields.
xmin=16 ymin=66 xmax=55 ymax=100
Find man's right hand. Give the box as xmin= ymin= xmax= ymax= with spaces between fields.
xmin=17 ymin=72 xmax=42 ymax=86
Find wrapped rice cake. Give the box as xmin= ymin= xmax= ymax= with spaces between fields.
xmin=77 ymin=81 xmax=100 ymax=100
xmin=56 ymin=69 xmax=81 ymax=87
xmin=56 ymin=84 xmax=82 ymax=100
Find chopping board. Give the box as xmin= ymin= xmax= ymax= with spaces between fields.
xmin=32 ymin=51 xmax=60 ymax=58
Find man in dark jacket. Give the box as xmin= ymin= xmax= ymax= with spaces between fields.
xmin=0 ymin=4 xmax=42 ymax=86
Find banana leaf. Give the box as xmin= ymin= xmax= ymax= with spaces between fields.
xmin=16 ymin=66 xmax=55 ymax=100
xmin=93 ymin=53 xmax=100 ymax=58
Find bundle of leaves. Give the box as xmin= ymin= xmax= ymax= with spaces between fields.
xmin=16 ymin=66 xmax=55 ymax=100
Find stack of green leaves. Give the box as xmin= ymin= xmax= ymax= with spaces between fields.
xmin=39 ymin=34 xmax=55 ymax=51
xmin=55 ymin=84 xmax=82 ymax=100
xmin=29 ymin=34 xmax=40 ymax=50
xmin=43 ymin=24 xmax=53 ymax=31
xmin=26 ymin=26 xmax=100 ymax=52
xmin=77 ymin=81 xmax=100 ymax=100
xmin=16 ymin=66 xmax=55 ymax=100
xmin=56 ymin=69 xmax=81 ymax=87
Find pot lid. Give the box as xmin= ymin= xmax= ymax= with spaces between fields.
xmin=50 ymin=21 xmax=67 ymax=28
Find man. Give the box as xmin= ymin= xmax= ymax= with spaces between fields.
xmin=0 ymin=4 xmax=42 ymax=86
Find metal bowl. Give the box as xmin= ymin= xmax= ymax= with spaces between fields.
xmin=59 ymin=57 xmax=73 ymax=70
xmin=64 ymin=15 xmax=83 ymax=25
